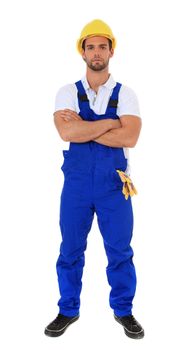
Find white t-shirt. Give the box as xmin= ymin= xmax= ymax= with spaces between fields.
xmin=54 ymin=74 xmax=141 ymax=174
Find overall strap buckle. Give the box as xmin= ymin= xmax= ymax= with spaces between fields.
xmin=107 ymin=99 xmax=118 ymax=108
xmin=77 ymin=92 xmax=89 ymax=102
xmin=105 ymin=82 xmax=122 ymax=115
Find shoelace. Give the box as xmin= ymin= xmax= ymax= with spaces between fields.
xmin=122 ymin=315 xmax=137 ymax=323
xmin=52 ymin=314 xmax=67 ymax=325
xmin=122 ymin=315 xmax=138 ymax=326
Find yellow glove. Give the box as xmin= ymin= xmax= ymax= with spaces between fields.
xmin=116 ymin=170 xmax=137 ymax=200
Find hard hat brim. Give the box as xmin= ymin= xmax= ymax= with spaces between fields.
xmin=77 ymin=34 xmax=116 ymax=54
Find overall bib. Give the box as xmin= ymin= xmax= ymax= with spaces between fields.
xmin=56 ymin=80 xmax=137 ymax=317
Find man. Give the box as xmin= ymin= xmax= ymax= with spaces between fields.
xmin=45 ymin=19 xmax=144 ymax=339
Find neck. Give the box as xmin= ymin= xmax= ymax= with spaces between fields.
xmin=86 ymin=68 xmax=110 ymax=93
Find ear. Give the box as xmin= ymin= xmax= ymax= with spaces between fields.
xmin=109 ymin=48 xmax=114 ymax=58
xmin=81 ymin=50 xmax=86 ymax=60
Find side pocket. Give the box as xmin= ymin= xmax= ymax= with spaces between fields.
xmin=61 ymin=151 xmax=76 ymax=174
xmin=112 ymin=167 xmax=125 ymax=189
xmin=61 ymin=151 xmax=70 ymax=172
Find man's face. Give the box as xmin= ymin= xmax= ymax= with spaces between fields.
xmin=81 ymin=36 xmax=114 ymax=72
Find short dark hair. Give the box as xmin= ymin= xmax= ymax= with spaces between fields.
xmin=82 ymin=38 xmax=112 ymax=51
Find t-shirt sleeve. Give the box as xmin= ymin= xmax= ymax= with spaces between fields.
xmin=117 ymin=85 xmax=141 ymax=118
xmin=54 ymin=84 xmax=76 ymax=112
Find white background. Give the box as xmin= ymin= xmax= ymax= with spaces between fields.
xmin=0 ymin=0 xmax=192 ymax=349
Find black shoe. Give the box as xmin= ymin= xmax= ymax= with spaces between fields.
xmin=44 ymin=313 xmax=79 ymax=337
xmin=114 ymin=314 xmax=144 ymax=339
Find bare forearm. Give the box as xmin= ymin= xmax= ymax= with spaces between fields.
xmin=93 ymin=128 xmax=129 ymax=148
xmin=65 ymin=119 xmax=118 ymax=142
xmin=54 ymin=109 xmax=141 ymax=148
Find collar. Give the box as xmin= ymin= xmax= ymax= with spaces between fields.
xmin=81 ymin=74 xmax=116 ymax=92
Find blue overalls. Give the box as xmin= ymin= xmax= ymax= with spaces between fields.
xmin=56 ymin=80 xmax=137 ymax=318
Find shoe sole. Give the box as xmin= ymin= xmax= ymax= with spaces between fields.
xmin=44 ymin=315 xmax=79 ymax=337
xmin=114 ymin=315 xmax=145 ymax=339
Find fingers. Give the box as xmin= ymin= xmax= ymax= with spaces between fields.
xmin=63 ymin=110 xmax=82 ymax=121
xmin=53 ymin=109 xmax=82 ymax=121
xmin=64 ymin=109 xmax=82 ymax=120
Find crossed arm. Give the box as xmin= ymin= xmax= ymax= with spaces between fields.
xmin=53 ymin=109 xmax=142 ymax=148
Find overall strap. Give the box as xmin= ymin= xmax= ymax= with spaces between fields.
xmin=105 ymin=82 xmax=122 ymax=115
xmin=75 ymin=80 xmax=89 ymax=111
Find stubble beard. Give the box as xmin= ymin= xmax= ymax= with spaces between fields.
xmin=86 ymin=58 xmax=109 ymax=72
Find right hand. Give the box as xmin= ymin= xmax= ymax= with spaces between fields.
xmin=53 ymin=109 xmax=83 ymax=122
xmin=111 ymin=119 xmax=122 ymax=129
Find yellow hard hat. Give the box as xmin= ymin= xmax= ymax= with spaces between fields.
xmin=76 ymin=19 xmax=116 ymax=54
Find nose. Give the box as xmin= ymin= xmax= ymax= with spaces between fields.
xmin=94 ymin=50 xmax=101 ymax=58
xmin=93 ymin=47 xmax=101 ymax=56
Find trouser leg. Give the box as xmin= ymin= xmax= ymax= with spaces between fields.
xmin=56 ymin=181 xmax=94 ymax=317
xmin=95 ymin=191 xmax=137 ymax=317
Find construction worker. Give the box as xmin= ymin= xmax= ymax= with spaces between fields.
xmin=45 ymin=19 xmax=144 ymax=339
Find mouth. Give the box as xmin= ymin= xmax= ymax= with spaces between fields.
xmin=92 ymin=59 xmax=102 ymax=62
xmin=92 ymin=61 xmax=103 ymax=65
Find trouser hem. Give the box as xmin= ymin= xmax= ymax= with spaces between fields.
xmin=59 ymin=309 xmax=80 ymax=317
xmin=114 ymin=310 xmax=132 ymax=317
